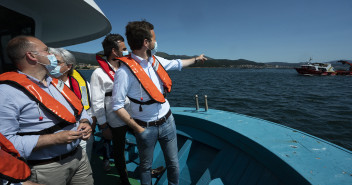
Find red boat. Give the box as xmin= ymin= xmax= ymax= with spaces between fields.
xmin=295 ymin=63 xmax=336 ymax=76
xmin=295 ymin=60 xmax=352 ymax=76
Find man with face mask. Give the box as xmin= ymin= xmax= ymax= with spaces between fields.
xmin=90 ymin=33 xmax=132 ymax=184
xmin=0 ymin=36 xmax=94 ymax=185
xmin=49 ymin=48 xmax=95 ymax=161
xmin=112 ymin=20 xmax=207 ymax=185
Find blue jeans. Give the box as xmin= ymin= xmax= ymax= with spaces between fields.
xmin=135 ymin=114 xmax=179 ymax=185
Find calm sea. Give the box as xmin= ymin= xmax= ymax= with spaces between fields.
xmin=79 ymin=68 xmax=352 ymax=151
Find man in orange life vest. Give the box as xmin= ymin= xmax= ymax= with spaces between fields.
xmin=112 ymin=20 xmax=207 ymax=185
xmin=0 ymin=36 xmax=94 ymax=184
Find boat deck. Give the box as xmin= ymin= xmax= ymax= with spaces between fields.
xmin=92 ymin=107 xmax=352 ymax=185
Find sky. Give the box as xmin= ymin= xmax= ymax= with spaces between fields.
xmin=65 ymin=0 xmax=352 ymax=63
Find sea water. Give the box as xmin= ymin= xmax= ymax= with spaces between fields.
xmin=79 ymin=68 xmax=352 ymax=151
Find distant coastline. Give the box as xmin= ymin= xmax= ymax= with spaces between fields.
xmin=71 ymin=50 xmax=349 ymax=70
xmin=75 ymin=64 xmax=295 ymax=70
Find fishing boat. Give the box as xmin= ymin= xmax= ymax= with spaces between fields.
xmin=1 ymin=1 xmax=352 ymax=185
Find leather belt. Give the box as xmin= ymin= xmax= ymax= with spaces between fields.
xmin=27 ymin=147 xmax=79 ymax=166
xmin=134 ymin=110 xmax=172 ymax=127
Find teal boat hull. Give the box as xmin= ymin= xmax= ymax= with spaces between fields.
xmin=101 ymin=107 xmax=352 ymax=185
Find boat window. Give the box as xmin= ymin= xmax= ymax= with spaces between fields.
xmin=0 ymin=5 xmax=35 ymax=74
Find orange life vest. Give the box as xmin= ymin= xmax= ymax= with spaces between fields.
xmin=0 ymin=133 xmax=31 ymax=183
xmin=118 ymin=55 xmax=172 ymax=103
xmin=96 ymin=54 xmax=115 ymax=81
xmin=0 ymin=72 xmax=83 ymax=125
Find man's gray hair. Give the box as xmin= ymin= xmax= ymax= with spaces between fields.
xmin=49 ymin=47 xmax=76 ymax=74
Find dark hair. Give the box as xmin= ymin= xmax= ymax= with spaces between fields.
xmin=125 ymin=20 xmax=154 ymax=50
xmin=102 ymin=33 xmax=124 ymax=57
xmin=6 ymin=35 xmax=35 ymax=66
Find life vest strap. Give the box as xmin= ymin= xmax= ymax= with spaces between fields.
xmin=128 ymin=96 xmax=160 ymax=105
xmin=128 ymin=96 xmax=165 ymax=112
xmin=17 ymin=121 xmax=71 ymax=136
xmin=105 ymin=91 xmax=112 ymax=97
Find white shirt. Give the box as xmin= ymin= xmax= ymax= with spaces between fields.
xmin=90 ymin=59 xmax=131 ymax=127
xmin=112 ymin=53 xmax=182 ymax=122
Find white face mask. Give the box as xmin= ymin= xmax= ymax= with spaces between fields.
xmin=151 ymin=41 xmax=158 ymax=56
xmin=147 ymin=41 xmax=158 ymax=56
xmin=122 ymin=50 xmax=129 ymax=56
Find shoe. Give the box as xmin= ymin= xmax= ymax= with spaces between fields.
xmin=151 ymin=166 xmax=165 ymax=178
xmin=103 ymin=159 xmax=111 ymax=171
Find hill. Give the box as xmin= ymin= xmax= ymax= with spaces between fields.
xmin=70 ymin=50 xmax=349 ymax=69
xmin=155 ymin=52 xmax=214 ymax=60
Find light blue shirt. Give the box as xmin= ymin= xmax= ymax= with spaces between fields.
xmin=0 ymin=71 xmax=92 ymax=160
xmin=112 ymin=54 xmax=182 ymax=122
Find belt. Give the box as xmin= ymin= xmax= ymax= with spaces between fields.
xmin=134 ymin=109 xmax=172 ymax=127
xmin=27 ymin=147 xmax=79 ymax=166
xmin=105 ymin=91 xmax=112 ymax=97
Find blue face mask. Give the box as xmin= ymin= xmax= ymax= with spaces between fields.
xmin=50 ymin=65 xmax=63 ymax=78
xmin=122 ymin=50 xmax=129 ymax=56
xmin=37 ymin=54 xmax=62 ymax=77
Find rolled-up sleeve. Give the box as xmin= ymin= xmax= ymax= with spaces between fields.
xmin=0 ymin=88 xmax=38 ymax=158
xmin=112 ymin=67 xmax=129 ymax=111
xmin=155 ymin=56 xmax=182 ymax=71
xmin=79 ymin=109 xmax=92 ymax=124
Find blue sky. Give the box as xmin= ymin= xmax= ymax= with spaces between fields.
xmin=65 ymin=0 xmax=352 ymax=63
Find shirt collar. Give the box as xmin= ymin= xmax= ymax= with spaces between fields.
xmin=131 ymin=53 xmax=153 ymax=65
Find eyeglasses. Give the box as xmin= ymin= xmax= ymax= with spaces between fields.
xmin=57 ymin=60 xmax=65 ymax=65
xmin=23 ymin=49 xmax=50 ymax=58
xmin=29 ymin=49 xmax=50 ymax=56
